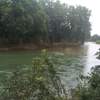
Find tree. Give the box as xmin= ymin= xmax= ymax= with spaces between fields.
xmin=39 ymin=0 xmax=91 ymax=44
xmin=67 ymin=6 xmax=91 ymax=44
xmin=0 ymin=0 xmax=47 ymax=45
xmin=0 ymin=0 xmax=91 ymax=46
xmin=91 ymin=34 xmax=100 ymax=42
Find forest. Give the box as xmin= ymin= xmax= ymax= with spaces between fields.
xmin=0 ymin=0 xmax=91 ymax=46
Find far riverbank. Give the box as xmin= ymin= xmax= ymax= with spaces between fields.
xmin=0 ymin=42 xmax=82 ymax=51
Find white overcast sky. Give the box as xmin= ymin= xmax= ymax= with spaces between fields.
xmin=61 ymin=0 xmax=100 ymax=35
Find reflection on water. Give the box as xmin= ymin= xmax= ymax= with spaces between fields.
xmin=84 ymin=42 xmax=100 ymax=74
xmin=53 ymin=42 xmax=100 ymax=88
xmin=62 ymin=42 xmax=100 ymax=74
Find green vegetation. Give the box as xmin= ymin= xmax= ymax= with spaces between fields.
xmin=91 ymin=34 xmax=100 ymax=44
xmin=0 ymin=49 xmax=100 ymax=100
xmin=90 ymin=34 xmax=100 ymax=43
xmin=1 ymin=0 xmax=100 ymax=100
xmin=0 ymin=50 xmax=84 ymax=90
xmin=0 ymin=50 xmax=67 ymax=100
xmin=71 ymin=49 xmax=100 ymax=100
xmin=72 ymin=66 xmax=100 ymax=100
xmin=0 ymin=0 xmax=91 ymax=46
xmin=96 ymin=40 xmax=100 ymax=44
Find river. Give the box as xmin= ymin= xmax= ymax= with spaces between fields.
xmin=54 ymin=42 xmax=100 ymax=88
xmin=63 ymin=42 xmax=100 ymax=74
xmin=0 ymin=42 xmax=100 ymax=88
xmin=84 ymin=42 xmax=100 ymax=74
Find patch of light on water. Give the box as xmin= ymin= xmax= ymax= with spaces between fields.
xmin=84 ymin=42 xmax=100 ymax=74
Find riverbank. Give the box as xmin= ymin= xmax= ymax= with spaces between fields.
xmin=0 ymin=42 xmax=82 ymax=51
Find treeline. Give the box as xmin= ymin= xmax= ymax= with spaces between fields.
xmin=0 ymin=0 xmax=91 ymax=45
xmin=91 ymin=34 xmax=100 ymax=41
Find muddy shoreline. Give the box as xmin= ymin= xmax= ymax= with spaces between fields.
xmin=0 ymin=42 xmax=82 ymax=51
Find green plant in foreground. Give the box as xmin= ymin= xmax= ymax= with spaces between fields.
xmin=73 ymin=66 xmax=100 ymax=100
xmin=0 ymin=50 xmax=67 ymax=100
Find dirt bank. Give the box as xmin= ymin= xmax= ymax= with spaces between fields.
xmin=0 ymin=42 xmax=82 ymax=51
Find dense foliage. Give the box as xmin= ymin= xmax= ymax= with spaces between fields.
xmin=72 ymin=49 xmax=100 ymax=100
xmin=73 ymin=66 xmax=100 ymax=100
xmin=0 ymin=0 xmax=91 ymax=46
xmin=0 ymin=50 xmax=67 ymax=100
xmin=90 ymin=34 xmax=100 ymax=43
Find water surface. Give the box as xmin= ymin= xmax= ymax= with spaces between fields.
xmin=0 ymin=42 xmax=100 ymax=88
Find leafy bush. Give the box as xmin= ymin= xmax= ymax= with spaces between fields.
xmin=73 ymin=66 xmax=100 ymax=100
xmin=0 ymin=50 xmax=67 ymax=100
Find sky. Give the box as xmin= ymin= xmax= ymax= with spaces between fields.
xmin=61 ymin=0 xmax=100 ymax=35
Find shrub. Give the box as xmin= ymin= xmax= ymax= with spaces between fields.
xmin=0 ymin=50 xmax=67 ymax=100
xmin=74 ymin=66 xmax=100 ymax=100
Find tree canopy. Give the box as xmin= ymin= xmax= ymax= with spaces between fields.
xmin=0 ymin=0 xmax=91 ymax=46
